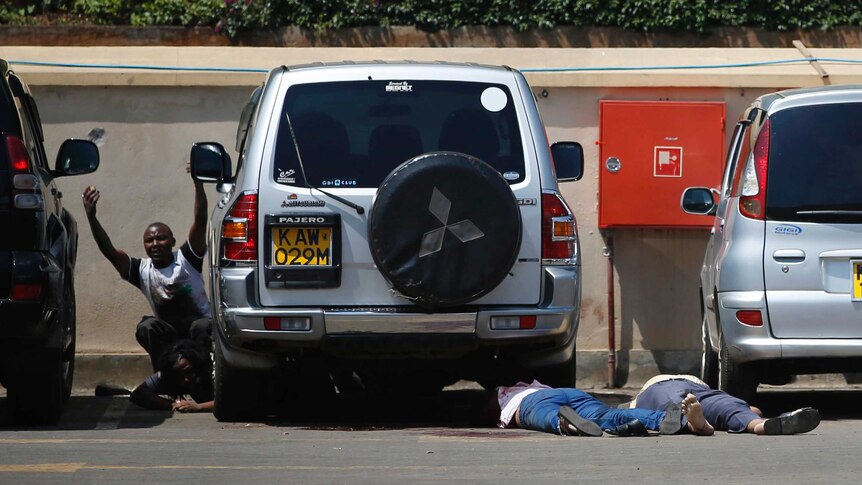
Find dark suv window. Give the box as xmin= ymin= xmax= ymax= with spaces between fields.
xmin=273 ymin=80 xmax=525 ymax=188
xmin=766 ymin=102 xmax=862 ymax=223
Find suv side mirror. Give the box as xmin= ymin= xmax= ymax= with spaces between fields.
xmin=681 ymin=187 xmax=717 ymax=215
xmin=54 ymin=139 xmax=99 ymax=176
xmin=191 ymin=142 xmax=232 ymax=184
xmin=550 ymin=141 xmax=584 ymax=182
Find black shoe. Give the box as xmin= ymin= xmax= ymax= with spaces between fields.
xmin=558 ymin=405 xmax=603 ymax=437
xmin=659 ymin=402 xmax=682 ymax=435
xmin=607 ymin=419 xmax=648 ymax=437
xmin=763 ymin=407 xmax=820 ymax=435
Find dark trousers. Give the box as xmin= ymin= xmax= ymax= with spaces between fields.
xmin=135 ymin=316 xmax=212 ymax=371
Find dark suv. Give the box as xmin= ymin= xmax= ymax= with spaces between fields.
xmin=0 ymin=60 xmax=99 ymax=424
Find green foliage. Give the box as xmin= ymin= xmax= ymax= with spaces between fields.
xmin=3 ymin=0 xmax=862 ymax=37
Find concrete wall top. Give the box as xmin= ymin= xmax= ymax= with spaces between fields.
xmin=1 ymin=46 xmax=860 ymax=88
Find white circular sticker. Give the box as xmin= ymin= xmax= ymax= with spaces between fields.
xmin=480 ymin=87 xmax=507 ymax=112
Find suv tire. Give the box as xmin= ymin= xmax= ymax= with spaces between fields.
xmin=534 ymin=350 xmax=577 ymax=388
xmin=61 ymin=279 xmax=76 ymax=402
xmin=368 ymin=152 xmax=521 ymax=309
xmin=718 ymin=332 xmax=757 ymax=402
xmin=7 ymin=349 xmax=65 ymax=425
xmin=213 ymin=338 xmax=265 ymax=422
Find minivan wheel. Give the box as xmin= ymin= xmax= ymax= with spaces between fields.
xmin=368 ymin=152 xmax=522 ymax=309
xmin=213 ymin=338 xmax=264 ymax=422
xmin=718 ymin=333 xmax=757 ymax=402
xmin=700 ymin=313 xmax=718 ymax=388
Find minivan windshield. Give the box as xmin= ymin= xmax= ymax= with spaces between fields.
xmin=273 ymin=80 xmax=525 ymax=189
xmin=767 ymin=102 xmax=862 ymax=223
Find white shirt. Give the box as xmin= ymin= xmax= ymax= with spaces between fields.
xmin=496 ymin=380 xmax=550 ymax=428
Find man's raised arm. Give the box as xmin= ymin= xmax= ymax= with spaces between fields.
xmin=187 ymin=165 xmax=208 ymax=257
xmin=82 ymin=185 xmax=131 ymax=278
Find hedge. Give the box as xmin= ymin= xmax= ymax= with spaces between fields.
xmin=2 ymin=1 xmax=862 ymax=39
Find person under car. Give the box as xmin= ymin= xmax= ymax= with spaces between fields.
xmin=130 ymin=339 xmax=213 ymax=412
xmin=485 ymin=380 xmax=714 ymax=437
xmin=624 ymin=374 xmax=820 ymax=435
xmin=82 ymin=162 xmax=212 ymax=371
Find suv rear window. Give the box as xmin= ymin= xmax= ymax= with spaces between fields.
xmin=273 ymin=80 xmax=525 ymax=188
xmin=766 ymin=102 xmax=862 ymax=223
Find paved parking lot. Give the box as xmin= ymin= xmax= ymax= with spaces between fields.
xmin=1 ymin=383 xmax=861 ymax=483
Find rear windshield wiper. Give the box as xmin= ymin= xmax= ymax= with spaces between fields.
xmin=796 ymin=210 xmax=862 ymax=216
xmin=282 ymin=111 xmax=365 ymax=215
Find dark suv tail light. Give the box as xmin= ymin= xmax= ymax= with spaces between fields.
xmin=739 ymin=118 xmax=770 ymax=220
xmin=222 ymin=192 xmax=258 ymax=263
xmin=4 ymin=134 xmax=31 ymax=173
xmin=541 ymin=192 xmax=578 ymax=265
xmin=4 ymin=134 xmax=43 ymax=211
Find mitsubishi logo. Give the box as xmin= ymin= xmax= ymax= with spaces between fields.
xmin=419 ymin=187 xmax=485 ymax=258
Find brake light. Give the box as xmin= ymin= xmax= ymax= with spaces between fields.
xmin=4 ymin=134 xmax=31 ymax=172
xmin=736 ymin=310 xmax=763 ymax=327
xmin=739 ymin=118 xmax=770 ymax=220
xmin=541 ymin=192 xmax=578 ymax=264
xmin=11 ymin=283 xmax=43 ymax=301
xmin=222 ymin=192 xmax=258 ymax=262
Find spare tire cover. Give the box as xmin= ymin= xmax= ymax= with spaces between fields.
xmin=368 ymin=151 xmax=521 ymax=309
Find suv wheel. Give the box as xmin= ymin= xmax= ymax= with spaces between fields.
xmin=368 ymin=152 xmax=521 ymax=309
xmin=213 ymin=338 xmax=264 ymax=422
xmin=700 ymin=312 xmax=718 ymax=388
xmin=7 ymin=349 xmax=65 ymax=425
xmin=718 ymin=332 xmax=757 ymax=402
xmin=533 ymin=341 xmax=577 ymax=387
xmin=61 ymin=279 xmax=76 ymax=402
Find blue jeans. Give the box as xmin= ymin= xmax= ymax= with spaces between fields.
xmin=518 ymin=388 xmax=668 ymax=435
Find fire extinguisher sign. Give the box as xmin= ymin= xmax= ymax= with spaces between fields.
xmin=654 ymin=146 xmax=683 ymax=177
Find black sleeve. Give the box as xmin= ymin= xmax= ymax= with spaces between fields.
xmin=124 ymin=257 xmax=143 ymax=289
xmin=180 ymin=241 xmax=204 ymax=274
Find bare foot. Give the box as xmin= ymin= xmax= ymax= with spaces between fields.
xmin=682 ymin=393 xmax=714 ymax=436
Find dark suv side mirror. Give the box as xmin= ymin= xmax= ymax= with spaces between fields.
xmin=54 ymin=139 xmax=99 ymax=176
xmin=550 ymin=141 xmax=584 ymax=182
xmin=191 ymin=142 xmax=232 ymax=184
xmin=681 ymin=187 xmax=717 ymax=215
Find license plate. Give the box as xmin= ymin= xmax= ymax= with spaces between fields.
xmin=271 ymin=227 xmax=332 ymax=266
xmin=853 ymin=260 xmax=862 ymax=301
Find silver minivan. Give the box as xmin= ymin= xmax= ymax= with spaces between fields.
xmin=191 ymin=61 xmax=585 ymax=421
xmin=682 ymin=85 xmax=862 ymax=400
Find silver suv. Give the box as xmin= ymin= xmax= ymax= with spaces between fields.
xmin=191 ymin=61 xmax=584 ymax=421
xmin=682 ymin=85 xmax=862 ymax=400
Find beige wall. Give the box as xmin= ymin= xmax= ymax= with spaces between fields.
xmin=4 ymin=46 xmax=852 ymax=376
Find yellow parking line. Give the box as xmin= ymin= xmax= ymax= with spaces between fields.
xmin=0 ymin=463 xmax=86 ymax=473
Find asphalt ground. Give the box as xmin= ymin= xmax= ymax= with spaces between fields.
xmin=1 ymin=382 xmax=862 ymax=483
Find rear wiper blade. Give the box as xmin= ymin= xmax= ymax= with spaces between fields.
xmin=796 ymin=210 xmax=862 ymax=216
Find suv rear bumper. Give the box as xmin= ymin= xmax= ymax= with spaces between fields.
xmin=214 ymin=266 xmax=580 ymax=371
xmin=0 ymin=250 xmax=63 ymax=345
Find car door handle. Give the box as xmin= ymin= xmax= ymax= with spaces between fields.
xmin=773 ymin=249 xmax=805 ymax=263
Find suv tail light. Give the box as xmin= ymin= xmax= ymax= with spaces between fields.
xmin=11 ymin=282 xmax=43 ymax=301
xmin=5 ymin=134 xmax=31 ymax=173
xmin=541 ymin=192 xmax=578 ymax=265
xmin=222 ymin=192 xmax=258 ymax=263
xmin=739 ymin=118 xmax=770 ymax=220
xmin=4 ymin=134 xmax=43 ymax=210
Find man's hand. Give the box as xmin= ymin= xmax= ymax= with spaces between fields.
xmin=172 ymin=397 xmax=213 ymax=413
xmin=82 ymin=185 xmax=99 ymax=218
xmin=172 ymin=398 xmax=199 ymax=413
